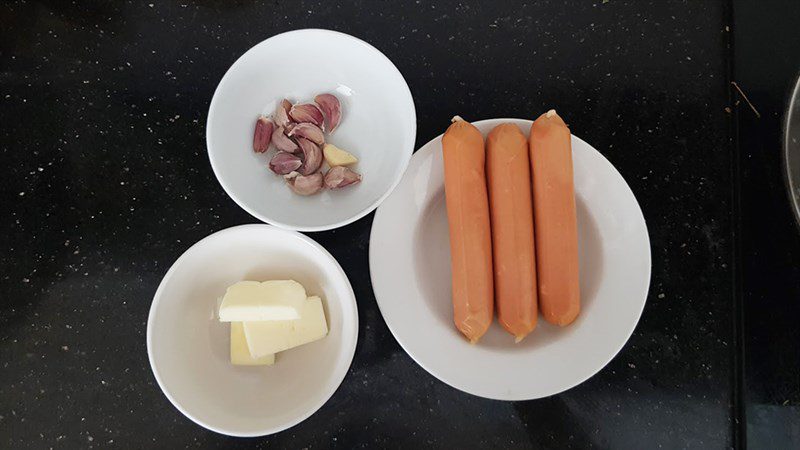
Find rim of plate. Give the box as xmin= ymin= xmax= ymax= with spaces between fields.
xmin=368 ymin=118 xmax=651 ymax=400
xmin=206 ymin=29 xmax=416 ymax=232
xmin=146 ymin=224 xmax=359 ymax=436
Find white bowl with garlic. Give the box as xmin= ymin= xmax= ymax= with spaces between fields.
xmin=146 ymin=224 xmax=358 ymax=437
xmin=207 ymin=29 xmax=417 ymax=231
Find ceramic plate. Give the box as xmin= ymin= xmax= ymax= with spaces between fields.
xmin=369 ymin=118 xmax=651 ymax=400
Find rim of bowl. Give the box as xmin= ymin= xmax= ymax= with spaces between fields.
xmin=783 ymin=72 xmax=800 ymax=230
xmin=146 ymin=224 xmax=359 ymax=437
xmin=206 ymin=29 xmax=417 ymax=232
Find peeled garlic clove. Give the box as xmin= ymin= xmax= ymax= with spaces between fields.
xmin=287 ymin=172 xmax=324 ymax=196
xmin=269 ymin=151 xmax=302 ymax=175
xmin=324 ymin=166 xmax=362 ymax=189
xmin=289 ymin=103 xmax=325 ymax=129
xmin=314 ymin=93 xmax=342 ymax=133
xmin=271 ymin=126 xmax=299 ymax=152
xmin=297 ymin=138 xmax=323 ymax=176
xmin=273 ymin=99 xmax=292 ymax=128
xmin=322 ymin=143 xmax=358 ymax=166
xmin=253 ymin=115 xmax=274 ymax=153
xmin=288 ymin=122 xmax=325 ymax=145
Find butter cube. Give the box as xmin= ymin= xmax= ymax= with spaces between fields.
xmin=243 ymin=296 xmax=328 ymax=358
xmin=323 ymin=143 xmax=358 ymax=167
xmin=219 ymin=280 xmax=306 ymax=322
xmin=230 ymin=322 xmax=275 ymax=365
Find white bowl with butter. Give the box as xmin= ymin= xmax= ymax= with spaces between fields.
xmin=146 ymin=224 xmax=358 ymax=437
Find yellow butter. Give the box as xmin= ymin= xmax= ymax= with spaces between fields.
xmin=218 ymin=280 xmax=306 ymax=322
xmin=243 ymin=296 xmax=328 ymax=358
xmin=230 ymin=322 xmax=275 ymax=365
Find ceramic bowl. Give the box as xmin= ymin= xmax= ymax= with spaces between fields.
xmin=207 ymin=29 xmax=416 ymax=231
xmin=147 ymin=224 xmax=358 ymax=436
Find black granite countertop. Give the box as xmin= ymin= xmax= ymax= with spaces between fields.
xmin=1 ymin=1 xmax=796 ymax=448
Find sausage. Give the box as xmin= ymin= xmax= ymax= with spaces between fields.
xmin=486 ymin=124 xmax=538 ymax=341
xmin=529 ymin=110 xmax=580 ymax=326
xmin=442 ymin=116 xmax=494 ymax=343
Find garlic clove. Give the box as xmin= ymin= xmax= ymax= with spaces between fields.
xmin=297 ymin=138 xmax=323 ymax=176
xmin=287 ymin=172 xmax=324 ymax=196
xmin=289 ymin=103 xmax=325 ymax=129
xmin=288 ymin=122 xmax=325 ymax=145
xmin=271 ymin=126 xmax=299 ymax=152
xmin=268 ymin=151 xmax=302 ymax=175
xmin=324 ymin=166 xmax=362 ymax=189
xmin=273 ymin=98 xmax=292 ymax=128
xmin=253 ymin=115 xmax=274 ymax=153
xmin=314 ymin=93 xmax=342 ymax=133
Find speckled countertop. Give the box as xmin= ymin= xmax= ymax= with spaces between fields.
xmin=0 ymin=0 xmax=757 ymax=448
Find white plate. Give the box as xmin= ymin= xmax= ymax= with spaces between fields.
xmin=369 ymin=118 xmax=651 ymax=400
xmin=147 ymin=225 xmax=358 ymax=436
xmin=207 ymin=29 xmax=416 ymax=231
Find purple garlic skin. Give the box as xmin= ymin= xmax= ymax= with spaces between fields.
xmin=286 ymin=171 xmax=324 ymax=196
xmin=253 ymin=115 xmax=274 ymax=153
xmin=271 ymin=126 xmax=299 ymax=152
xmin=288 ymin=122 xmax=325 ymax=145
xmin=289 ymin=103 xmax=325 ymax=129
xmin=273 ymin=98 xmax=292 ymax=128
xmin=314 ymin=93 xmax=342 ymax=133
xmin=296 ymin=137 xmax=323 ymax=176
xmin=269 ymin=151 xmax=302 ymax=175
xmin=324 ymin=166 xmax=362 ymax=189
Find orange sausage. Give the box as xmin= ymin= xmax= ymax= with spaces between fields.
xmin=442 ymin=117 xmax=494 ymax=343
xmin=529 ymin=110 xmax=580 ymax=326
xmin=486 ymin=124 xmax=538 ymax=342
